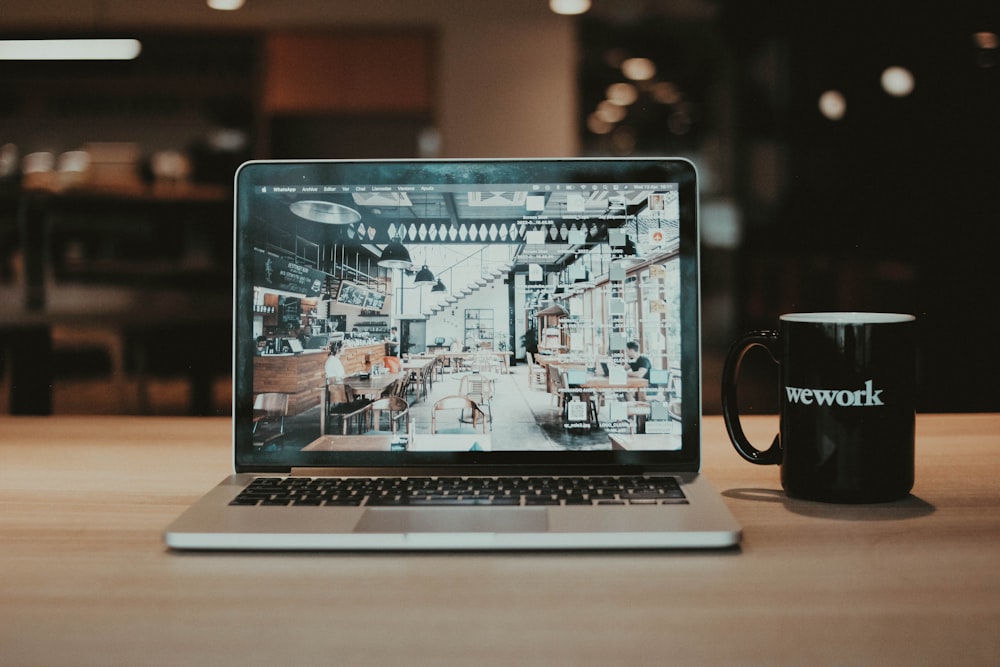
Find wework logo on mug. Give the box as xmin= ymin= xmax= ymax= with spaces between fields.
xmin=785 ymin=380 xmax=885 ymax=407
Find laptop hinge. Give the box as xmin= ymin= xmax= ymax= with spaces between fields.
xmin=280 ymin=465 xmax=695 ymax=477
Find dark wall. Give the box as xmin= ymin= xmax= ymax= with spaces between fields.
xmin=725 ymin=1 xmax=1000 ymax=411
xmin=578 ymin=1 xmax=999 ymax=411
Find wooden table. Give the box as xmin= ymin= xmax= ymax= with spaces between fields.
xmin=344 ymin=372 xmax=403 ymax=400
xmin=2 ymin=414 xmax=999 ymax=665
xmin=559 ymin=371 xmax=650 ymax=429
xmin=301 ymin=434 xmax=394 ymax=451
xmin=302 ymin=433 xmax=490 ymax=452
xmin=576 ymin=375 xmax=648 ymax=391
xmin=549 ymin=364 xmax=649 ymax=395
xmin=437 ymin=351 xmax=513 ymax=374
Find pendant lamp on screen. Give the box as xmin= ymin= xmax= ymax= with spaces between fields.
xmin=378 ymin=240 xmax=412 ymax=269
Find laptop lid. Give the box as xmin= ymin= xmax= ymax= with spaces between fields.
xmin=234 ymin=158 xmax=700 ymax=474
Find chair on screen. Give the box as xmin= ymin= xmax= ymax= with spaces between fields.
xmin=392 ymin=377 xmax=410 ymax=399
xmin=403 ymin=366 xmax=428 ymax=401
xmin=378 ymin=378 xmax=401 ymax=399
xmin=252 ymin=393 xmax=288 ymax=448
xmin=526 ymin=353 xmax=547 ymax=390
xmin=459 ymin=374 xmax=494 ymax=428
xmin=327 ymin=382 xmax=372 ymax=435
xmin=431 ymin=395 xmax=487 ymax=434
xmin=546 ymin=363 xmax=565 ymax=409
xmin=365 ymin=396 xmax=410 ymax=435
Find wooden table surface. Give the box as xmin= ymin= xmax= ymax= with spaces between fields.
xmin=2 ymin=414 xmax=998 ymax=665
xmin=301 ymin=434 xmax=395 ymax=451
xmin=344 ymin=372 xmax=404 ymax=399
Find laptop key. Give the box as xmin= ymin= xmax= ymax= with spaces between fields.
xmin=366 ymin=495 xmax=407 ymax=506
xmin=627 ymin=490 xmax=676 ymax=500
xmin=325 ymin=497 xmax=365 ymax=506
xmin=525 ymin=496 xmax=561 ymax=505
xmin=229 ymin=475 xmax=687 ymax=508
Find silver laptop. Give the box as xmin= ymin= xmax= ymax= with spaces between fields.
xmin=164 ymin=158 xmax=741 ymax=550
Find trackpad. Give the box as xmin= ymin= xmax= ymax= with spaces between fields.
xmin=356 ymin=508 xmax=548 ymax=533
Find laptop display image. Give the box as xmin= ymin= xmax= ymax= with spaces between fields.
xmin=164 ymin=158 xmax=741 ymax=550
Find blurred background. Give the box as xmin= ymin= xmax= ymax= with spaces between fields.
xmin=1 ymin=0 xmax=997 ymax=416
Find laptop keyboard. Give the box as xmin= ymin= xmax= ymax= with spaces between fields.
xmin=230 ymin=475 xmax=687 ymax=507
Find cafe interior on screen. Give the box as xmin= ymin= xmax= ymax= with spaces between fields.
xmin=247 ymin=177 xmax=684 ymax=456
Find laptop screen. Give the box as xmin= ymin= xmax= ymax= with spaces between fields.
xmin=234 ymin=159 xmax=700 ymax=472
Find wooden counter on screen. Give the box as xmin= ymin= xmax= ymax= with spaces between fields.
xmin=251 ymin=343 xmax=385 ymax=415
xmin=253 ymin=350 xmax=326 ymax=415
xmin=339 ymin=342 xmax=386 ymax=376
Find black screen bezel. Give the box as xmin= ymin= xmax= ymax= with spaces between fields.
xmin=233 ymin=158 xmax=701 ymax=473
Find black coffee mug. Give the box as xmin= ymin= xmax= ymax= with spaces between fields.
xmin=722 ymin=313 xmax=916 ymax=503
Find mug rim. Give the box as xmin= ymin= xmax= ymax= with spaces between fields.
xmin=780 ymin=312 xmax=915 ymax=324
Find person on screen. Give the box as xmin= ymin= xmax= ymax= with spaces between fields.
xmin=624 ymin=340 xmax=651 ymax=379
xmin=387 ymin=326 xmax=399 ymax=356
xmin=325 ymin=342 xmax=346 ymax=381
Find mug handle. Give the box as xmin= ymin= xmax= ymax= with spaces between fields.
xmin=721 ymin=331 xmax=783 ymax=465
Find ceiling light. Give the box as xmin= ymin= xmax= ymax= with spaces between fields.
xmin=414 ymin=265 xmax=436 ymax=284
xmin=818 ymin=90 xmax=847 ymax=120
xmin=432 ymin=279 xmax=448 ymax=293
xmin=881 ymin=66 xmax=915 ymax=97
xmin=377 ymin=241 xmax=413 ymax=269
xmin=207 ymin=0 xmax=246 ymax=9
xmin=289 ymin=200 xmax=362 ymax=225
xmin=549 ymin=0 xmax=591 ymax=15
xmin=587 ymin=113 xmax=614 ymax=135
xmin=0 ymin=39 xmax=142 ymax=61
xmin=621 ymin=57 xmax=656 ymax=81
xmin=596 ymin=100 xmax=627 ymax=123
xmin=606 ymin=82 xmax=638 ymax=106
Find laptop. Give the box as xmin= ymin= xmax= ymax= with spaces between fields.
xmin=164 ymin=157 xmax=741 ymax=550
